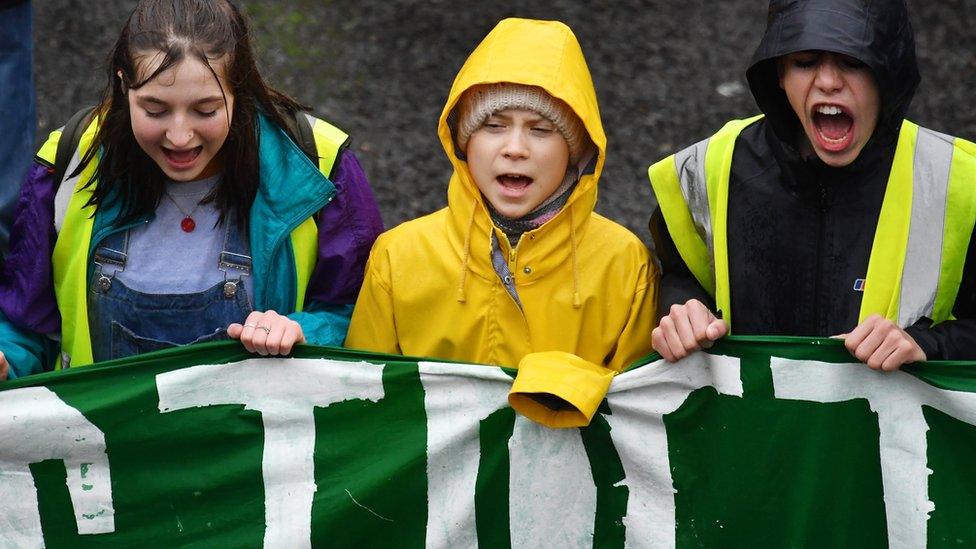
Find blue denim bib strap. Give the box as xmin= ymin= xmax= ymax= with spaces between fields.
xmin=92 ymin=229 xmax=128 ymax=293
xmin=217 ymin=217 xmax=253 ymax=300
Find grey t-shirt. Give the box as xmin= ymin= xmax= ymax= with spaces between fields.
xmin=111 ymin=175 xmax=254 ymax=302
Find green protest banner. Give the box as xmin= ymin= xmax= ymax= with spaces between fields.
xmin=2 ymin=337 xmax=976 ymax=547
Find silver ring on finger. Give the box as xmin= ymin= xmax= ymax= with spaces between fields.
xmin=257 ymin=325 xmax=272 ymax=335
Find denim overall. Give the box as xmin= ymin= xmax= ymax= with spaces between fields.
xmin=87 ymin=222 xmax=253 ymax=362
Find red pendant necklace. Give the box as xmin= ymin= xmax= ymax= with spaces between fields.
xmin=163 ymin=192 xmax=203 ymax=233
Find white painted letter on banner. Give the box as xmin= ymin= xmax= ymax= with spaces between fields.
xmin=156 ymin=357 xmax=385 ymax=549
xmin=604 ymin=353 xmax=743 ymax=549
xmin=0 ymin=387 xmax=115 ymax=547
xmin=772 ymin=358 xmax=976 ymax=549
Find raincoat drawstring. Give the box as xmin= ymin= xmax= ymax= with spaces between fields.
xmin=570 ymin=206 xmax=581 ymax=308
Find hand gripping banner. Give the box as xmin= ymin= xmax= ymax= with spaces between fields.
xmin=2 ymin=337 xmax=976 ymax=547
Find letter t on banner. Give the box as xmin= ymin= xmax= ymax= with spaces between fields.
xmin=157 ymin=358 xmax=385 ymax=549
xmin=772 ymin=358 xmax=976 ymax=549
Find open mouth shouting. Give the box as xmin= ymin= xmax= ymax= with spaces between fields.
xmin=497 ymin=173 xmax=534 ymax=195
xmin=162 ymin=146 xmax=203 ymax=169
xmin=811 ymin=104 xmax=855 ymax=152
xmin=778 ymin=50 xmax=881 ymax=167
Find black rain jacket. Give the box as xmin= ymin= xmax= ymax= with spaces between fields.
xmin=650 ymin=0 xmax=976 ymax=359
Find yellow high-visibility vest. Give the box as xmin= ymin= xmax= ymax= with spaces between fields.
xmin=649 ymin=116 xmax=976 ymax=331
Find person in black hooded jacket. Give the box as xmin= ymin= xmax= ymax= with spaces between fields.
xmin=648 ymin=0 xmax=976 ymax=369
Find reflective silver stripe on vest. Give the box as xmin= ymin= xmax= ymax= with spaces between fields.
xmin=673 ymin=137 xmax=713 ymax=255
xmin=53 ymin=142 xmax=84 ymax=234
xmin=897 ymin=127 xmax=955 ymax=327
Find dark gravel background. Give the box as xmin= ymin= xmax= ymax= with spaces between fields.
xmin=33 ymin=0 xmax=976 ymax=242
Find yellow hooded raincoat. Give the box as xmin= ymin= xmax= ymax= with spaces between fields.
xmin=346 ymin=19 xmax=657 ymax=390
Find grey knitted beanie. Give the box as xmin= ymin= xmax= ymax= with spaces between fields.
xmin=455 ymin=83 xmax=588 ymax=165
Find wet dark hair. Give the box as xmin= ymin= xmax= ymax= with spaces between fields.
xmin=77 ymin=0 xmax=306 ymax=230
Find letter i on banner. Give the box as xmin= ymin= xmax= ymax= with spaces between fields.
xmin=421 ymin=362 xmax=609 ymax=548
xmin=604 ymin=353 xmax=743 ymax=549
xmin=508 ymin=416 xmax=598 ymax=547
xmin=419 ymin=362 xmax=513 ymax=548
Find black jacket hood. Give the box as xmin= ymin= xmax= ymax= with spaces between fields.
xmin=746 ymin=0 xmax=920 ymax=150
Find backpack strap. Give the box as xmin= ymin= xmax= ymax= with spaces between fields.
xmin=52 ymin=106 xmax=96 ymax=187
xmin=293 ymin=110 xmax=320 ymax=165
xmin=276 ymin=108 xmax=318 ymax=165
xmin=279 ymin=109 xmax=350 ymax=179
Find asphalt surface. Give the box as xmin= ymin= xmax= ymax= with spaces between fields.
xmin=33 ymin=0 xmax=976 ymax=242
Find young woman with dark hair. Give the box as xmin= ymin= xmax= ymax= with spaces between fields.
xmin=0 ymin=0 xmax=383 ymax=379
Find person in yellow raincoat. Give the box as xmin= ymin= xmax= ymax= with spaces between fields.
xmin=346 ymin=18 xmax=657 ymax=425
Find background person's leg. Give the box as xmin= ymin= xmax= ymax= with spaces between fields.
xmin=0 ymin=0 xmax=35 ymax=256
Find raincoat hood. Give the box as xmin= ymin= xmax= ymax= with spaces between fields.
xmin=437 ymin=18 xmax=606 ymax=294
xmin=746 ymin=0 xmax=920 ymax=149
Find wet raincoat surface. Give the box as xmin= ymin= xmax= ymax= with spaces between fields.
xmin=650 ymin=0 xmax=976 ymax=359
xmin=346 ymin=18 xmax=657 ymax=372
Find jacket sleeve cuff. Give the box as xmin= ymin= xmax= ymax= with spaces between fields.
xmin=905 ymin=317 xmax=940 ymax=360
xmin=288 ymin=303 xmax=354 ymax=347
xmin=508 ymin=351 xmax=616 ymax=428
